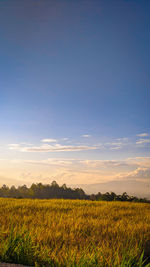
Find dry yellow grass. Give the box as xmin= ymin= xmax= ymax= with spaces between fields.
xmin=0 ymin=198 xmax=150 ymax=266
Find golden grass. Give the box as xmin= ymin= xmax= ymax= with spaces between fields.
xmin=0 ymin=199 xmax=150 ymax=266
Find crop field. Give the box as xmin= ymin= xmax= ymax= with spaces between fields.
xmin=0 ymin=199 xmax=150 ymax=267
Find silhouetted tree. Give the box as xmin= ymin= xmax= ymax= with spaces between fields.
xmin=0 ymin=182 xmax=149 ymax=203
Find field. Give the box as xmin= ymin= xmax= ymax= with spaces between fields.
xmin=0 ymin=199 xmax=150 ymax=266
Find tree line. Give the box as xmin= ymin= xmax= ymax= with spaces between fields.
xmin=0 ymin=181 xmax=149 ymax=203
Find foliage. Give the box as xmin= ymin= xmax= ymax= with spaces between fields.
xmin=0 ymin=181 xmax=87 ymax=200
xmin=0 ymin=199 xmax=150 ymax=266
xmin=91 ymin=191 xmax=150 ymax=203
xmin=0 ymin=181 xmax=149 ymax=203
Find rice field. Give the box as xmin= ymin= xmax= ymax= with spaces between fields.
xmin=0 ymin=198 xmax=150 ymax=266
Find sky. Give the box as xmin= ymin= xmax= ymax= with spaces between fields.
xmin=0 ymin=0 xmax=150 ymax=196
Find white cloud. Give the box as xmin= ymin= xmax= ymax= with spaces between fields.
xmin=8 ymin=143 xmax=99 ymax=152
xmin=9 ymin=144 xmax=20 ymax=150
xmin=1 ymin=156 xmax=150 ymax=187
xmin=105 ymin=137 xmax=129 ymax=149
xmin=126 ymin=157 xmax=150 ymax=168
xmin=110 ymin=146 xmax=122 ymax=150
xmin=24 ymin=158 xmax=73 ymax=166
xmin=23 ymin=158 xmax=133 ymax=169
xmin=7 ymin=135 xmax=130 ymax=154
xmin=41 ymin=138 xmax=57 ymax=143
xmin=136 ymin=139 xmax=150 ymax=145
xmin=80 ymin=159 xmax=137 ymax=169
xmin=9 ymin=144 xmax=20 ymax=147
xmin=136 ymin=133 xmax=149 ymax=137
xmin=116 ymin=137 xmax=129 ymax=141
xmin=7 ymin=133 xmax=149 ymax=157
xmin=123 ymin=167 xmax=150 ymax=180
xmin=105 ymin=141 xmax=123 ymax=150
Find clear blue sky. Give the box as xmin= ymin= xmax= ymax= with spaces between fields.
xmin=0 ymin=0 xmax=150 ymax=188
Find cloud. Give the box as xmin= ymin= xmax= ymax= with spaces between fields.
xmin=8 ymin=143 xmax=99 ymax=152
xmin=111 ymin=157 xmax=150 ymax=182
xmin=123 ymin=167 xmax=150 ymax=180
xmin=41 ymin=138 xmax=57 ymax=143
xmin=125 ymin=157 xmax=150 ymax=170
xmin=25 ymin=158 xmax=74 ymax=166
xmin=135 ymin=168 xmax=150 ymax=179
xmin=104 ymin=137 xmax=130 ymax=150
xmin=24 ymin=157 xmax=143 ymax=174
xmin=116 ymin=138 xmax=129 ymax=141
xmin=9 ymin=144 xmax=21 ymax=150
xmin=136 ymin=139 xmax=150 ymax=145
xmin=110 ymin=146 xmax=122 ymax=150
xmin=136 ymin=133 xmax=149 ymax=137
xmin=105 ymin=141 xmax=123 ymax=150
xmin=1 ymin=156 xmax=150 ymax=187
xmin=80 ymin=159 xmax=139 ymax=170
xmin=7 ymin=133 xmax=149 ymax=156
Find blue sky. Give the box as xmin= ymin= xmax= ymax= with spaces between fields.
xmin=0 ymin=0 xmax=150 ymax=191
